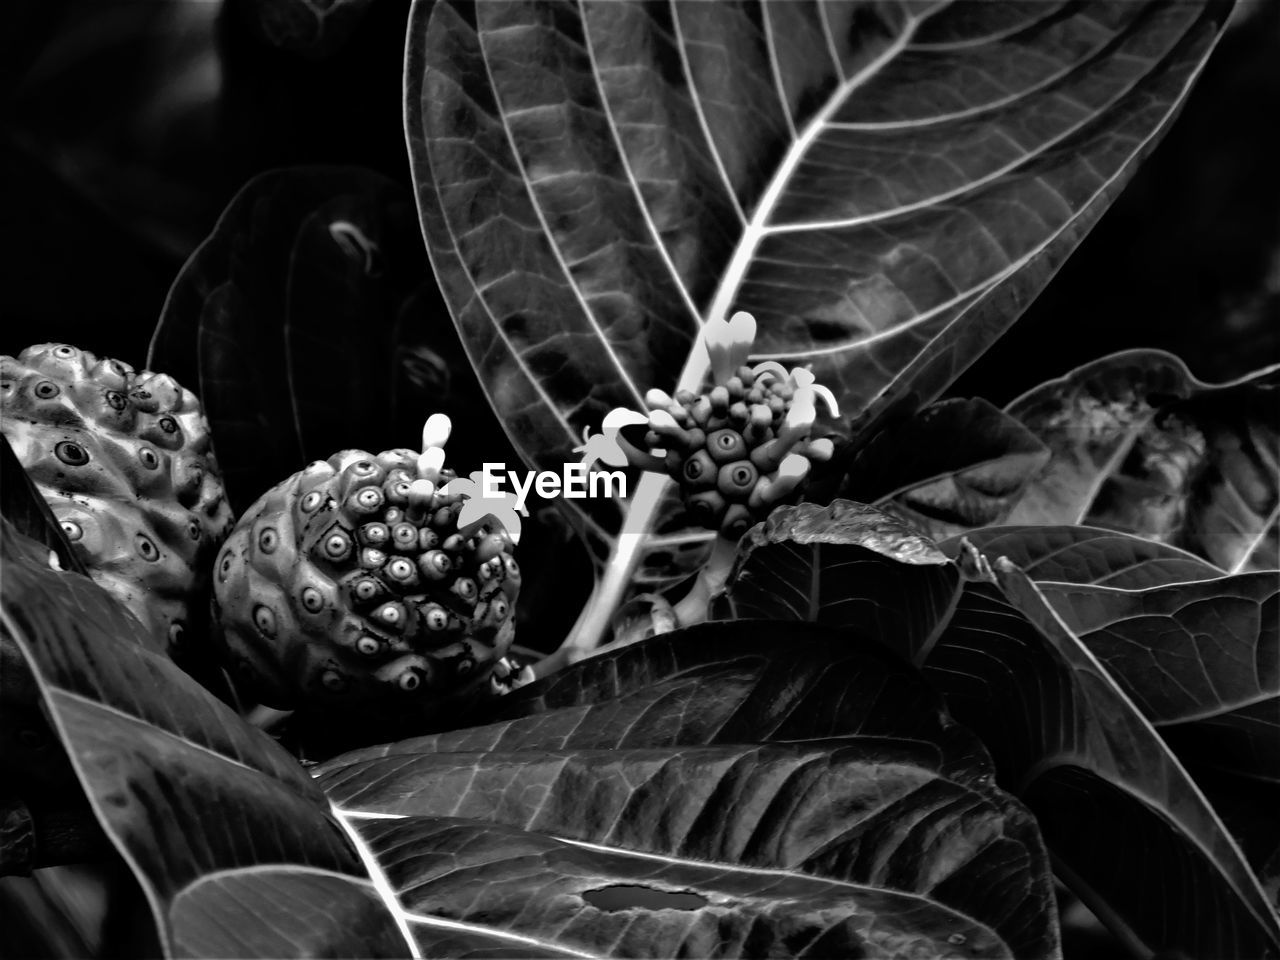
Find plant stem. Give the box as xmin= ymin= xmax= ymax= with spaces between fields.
xmin=671 ymin=535 xmax=737 ymax=626
xmin=539 ymin=319 xmax=723 ymax=682
xmin=536 ymin=471 xmax=668 ymax=678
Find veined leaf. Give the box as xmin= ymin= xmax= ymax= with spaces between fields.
xmin=841 ymin=398 xmax=1051 ymax=540
xmin=0 ymin=521 xmax=411 ymax=958
xmin=1004 ymin=349 xmax=1280 ymax=573
xmin=317 ymin=620 xmax=1059 ymax=959
xmin=1036 ymin=573 xmax=1279 ymax=785
xmin=926 ymin=563 xmax=1280 ymax=957
xmin=407 ymin=0 xmax=1233 ymax=556
xmin=0 ymin=443 xmax=93 ymax=872
xmin=147 ymin=167 xmax=460 ymax=517
xmin=717 ymin=500 xmax=961 ymax=665
xmin=940 ymin=524 xmax=1224 ymax=590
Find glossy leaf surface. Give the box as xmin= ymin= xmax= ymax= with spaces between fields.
xmin=318 ymin=620 xmax=1058 ymax=958
xmin=940 ymin=524 xmax=1223 ymax=590
xmin=926 ymin=564 xmax=1280 ymax=957
xmin=407 ymin=0 xmax=1233 ymax=551
xmin=718 ymin=500 xmax=961 ymax=665
xmin=1037 ymin=573 xmax=1279 ymax=785
xmin=0 ymin=522 xmax=409 ymax=958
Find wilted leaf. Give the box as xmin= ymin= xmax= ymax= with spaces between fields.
xmin=842 ymin=398 xmax=1050 ymax=540
xmin=317 ymin=620 xmax=1058 ymax=959
xmin=407 ymin=0 xmax=1233 ymax=561
xmin=148 ymin=167 xmax=463 ymax=516
xmin=718 ymin=500 xmax=961 ymax=665
xmin=1005 ymin=350 xmax=1280 ymax=573
xmin=1035 ymin=573 xmax=1279 ymax=785
xmin=0 ymin=521 xmax=411 ymax=958
xmin=925 ymin=563 xmax=1280 ymax=957
xmin=940 ymin=524 xmax=1223 ymax=590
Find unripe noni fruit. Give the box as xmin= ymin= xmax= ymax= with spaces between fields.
xmin=1 ymin=344 xmax=234 ymax=654
xmin=212 ymin=444 xmax=520 ymax=709
xmin=600 ymin=312 xmax=839 ymax=540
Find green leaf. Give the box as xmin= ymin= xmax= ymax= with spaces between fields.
xmin=0 ymin=520 xmax=412 ymax=958
xmin=939 ymin=524 xmax=1223 ymax=590
xmin=717 ymin=500 xmax=961 ymax=665
xmin=407 ymin=0 xmax=1234 ymax=556
xmin=925 ymin=562 xmax=1280 ymax=957
xmin=317 ymin=620 xmax=1059 ymax=959
xmin=1005 ymin=350 xmax=1280 ymax=573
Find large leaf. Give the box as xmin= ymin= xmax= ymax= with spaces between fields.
xmin=1020 ymin=561 xmax=1280 ymax=901
xmin=925 ymin=563 xmax=1280 ymax=957
xmin=407 ymin=0 xmax=1233 ymax=553
xmin=1035 ymin=573 xmax=1279 ymax=785
xmin=717 ymin=500 xmax=961 ymax=665
xmin=318 ymin=619 xmax=1058 ymax=958
xmin=147 ymin=166 xmax=479 ymax=516
xmin=0 ymin=439 xmax=95 ymax=875
xmin=1004 ymin=350 xmax=1280 ymax=573
xmin=940 ymin=524 xmax=1224 ymax=590
xmin=841 ymin=398 xmax=1051 ymax=540
xmin=0 ymin=521 xmax=412 ymax=958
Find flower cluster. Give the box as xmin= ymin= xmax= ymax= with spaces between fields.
xmin=607 ymin=311 xmax=837 ymax=539
xmin=213 ymin=414 xmax=522 ymax=709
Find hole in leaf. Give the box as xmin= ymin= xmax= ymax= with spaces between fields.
xmin=582 ymin=885 xmax=708 ymax=912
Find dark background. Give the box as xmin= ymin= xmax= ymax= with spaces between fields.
xmin=3 ymin=0 xmax=1277 ymax=384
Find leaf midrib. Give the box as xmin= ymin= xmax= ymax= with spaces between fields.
xmin=690 ymin=9 xmax=924 ymax=380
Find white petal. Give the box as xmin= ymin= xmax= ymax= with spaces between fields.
xmin=810 ymin=384 xmax=840 ymax=418
xmin=649 ymin=409 xmax=678 ymax=430
xmin=750 ymin=361 xmax=790 ymax=383
xmin=790 ymin=367 xmax=815 ymax=388
xmin=785 ymin=390 xmax=816 ymax=430
xmin=601 ymin=407 xmax=650 ymax=435
xmin=421 ymin=413 xmax=452 ymax=450
xmin=705 ymin=310 xmax=757 ymax=384
xmin=725 ymin=310 xmax=757 ymax=371
xmin=777 ymin=453 xmax=810 ymax=480
xmin=417 ymin=447 xmax=446 ymax=479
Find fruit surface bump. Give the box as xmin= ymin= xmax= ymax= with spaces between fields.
xmin=1 ymin=344 xmax=234 ymax=654
xmin=213 ymin=434 xmax=521 ymax=710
